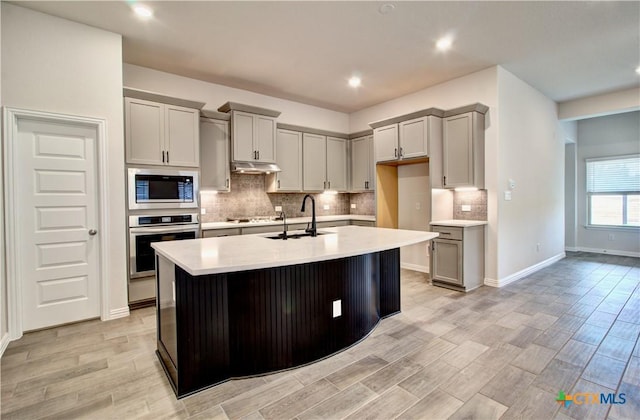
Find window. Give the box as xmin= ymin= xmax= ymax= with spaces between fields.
xmin=586 ymin=155 xmax=640 ymax=227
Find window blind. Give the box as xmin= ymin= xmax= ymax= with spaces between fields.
xmin=586 ymin=155 xmax=640 ymax=193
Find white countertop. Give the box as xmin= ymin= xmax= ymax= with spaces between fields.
xmin=153 ymin=225 xmax=437 ymax=276
xmin=201 ymin=214 xmax=375 ymax=230
xmin=430 ymin=219 xmax=488 ymax=227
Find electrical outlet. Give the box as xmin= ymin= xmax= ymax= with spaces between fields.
xmin=504 ymin=191 xmax=512 ymax=201
xmin=332 ymin=300 xmax=342 ymax=318
xmin=351 ymin=203 xmax=356 ymax=209
xmin=536 ymin=243 xmax=541 ymax=252
xmin=608 ymin=233 xmax=615 ymax=241
xmin=275 ymin=206 xmax=282 ymax=212
xmin=200 ymin=208 xmax=206 ymax=215
xmin=323 ymin=204 xmax=330 ymax=210
xmin=415 ymin=202 xmax=421 ymax=210
xmin=461 ymin=205 xmax=471 ymax=212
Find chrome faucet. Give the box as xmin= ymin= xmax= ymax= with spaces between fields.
xmin=300 ymin=194 xmax=317 ymax=237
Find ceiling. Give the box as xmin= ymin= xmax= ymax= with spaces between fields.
xmin=11 ymin=1 xmax=640 ymax=113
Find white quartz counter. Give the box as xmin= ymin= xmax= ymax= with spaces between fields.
xmin=153 ymin=225 xmax=437 ymax=276
xmin=201 ymin=214 xmax=375 ymax=230
xmin=430 ymin=220 xmax=488 ymax=228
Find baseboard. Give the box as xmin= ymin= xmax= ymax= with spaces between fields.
xmin=401 ymin=262 xmax=429 ymax=274
xmin=0 ymin=332 xmax=10 ymax=358
xmin=565 ymin=246 xmax=579 ymax=252
xmin=107 ymin=306 xmax=130 ymax=320
xmin=574 ymin=247 xmax=640 ymax=258
xmin=484 ymin=252 xmax=566 ymax=288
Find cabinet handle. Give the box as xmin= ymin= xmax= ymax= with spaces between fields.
xmin=226 ymin=178 xmax=229 ymax=188
xmin=394 ymin=148 xmax=397 ymax=158
xmin=166 ymin=151 xmax=169 ymax=163
xmin=328 ymin=181 xmax=331 ymax=189
xmin=443 ymin=175 xmax=446 ymax=186
xmin=257 ymin=150 xmax=260 ymax=160
xmin=277 ymin=179 xmax=280 ymax=188
xmin=400 ymin=147 xmax=403 ymax=158
xmin=162 ymin=150 xmax=165 ymax=163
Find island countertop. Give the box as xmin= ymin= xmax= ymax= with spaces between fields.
xmin=152 ymin=225 xmax=438 ymax=276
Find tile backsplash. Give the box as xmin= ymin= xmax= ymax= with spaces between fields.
xmin=200 ymin=173 xmax=375 ymax=222
xmin=453 ymin=190 xmax=487 ymax=221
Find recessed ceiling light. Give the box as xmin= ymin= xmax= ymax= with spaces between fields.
xmin=348 ymin=76 xmax=362 ymax=88
xmin=436 ymin=36 xmax=453 ymax=51
xmin=379 ymin=4 xmax=395 ymax=15
xmin=133 ymin=5 xmax=153 ymax=19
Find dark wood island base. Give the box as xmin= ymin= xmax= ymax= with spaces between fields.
xmin=156 ymin=248 xmax=401 ymax=398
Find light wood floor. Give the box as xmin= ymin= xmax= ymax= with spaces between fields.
xmin=2 ymin=252 xmax=639 ymax=419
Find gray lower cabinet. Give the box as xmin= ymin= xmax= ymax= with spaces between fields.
xmin=431 ymin=225 xmax=484 ymax=292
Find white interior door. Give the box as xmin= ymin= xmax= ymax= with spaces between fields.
xmin=15 ymin=116 xmax=101 ymax=331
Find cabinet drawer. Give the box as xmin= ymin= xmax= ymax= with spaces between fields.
xmin=202 ymin=228 xmax=241 ymax=238
xmin=431 ymin=226 xmax=463 ymax=240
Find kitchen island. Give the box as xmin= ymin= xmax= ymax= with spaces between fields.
xmin=152 ymin=225 xmax=438 ymax=397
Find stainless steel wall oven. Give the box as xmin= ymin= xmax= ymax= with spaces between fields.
xmin=129 ymin=213 xmax=199 ymax=279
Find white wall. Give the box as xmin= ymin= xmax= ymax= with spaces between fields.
xmin=1 ymin=4 xmax=128 ymax=324
xmin=575 ymin=111 xmax=640 ymax=256
xmin=350 ymin=67 xmax=501 ymax=280
xmin=559 ymin=87 xmax=640 ymax=121
xmin=496 ymin=67 xmax=564 ymax=280
xmin=124 ymin=64 xmax=350 ymax=133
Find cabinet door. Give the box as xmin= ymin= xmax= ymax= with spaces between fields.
xmin=399 ymin=117 xmax=428 ymax=159
xmin=443 ymin=113 xmax=473 ymax=188
xmin=302 ymin=133 xmax=327 ymax=191
xmin=367 ymin=136 xmax=376 ymax=190
xmin=255 ymin=115 xmax=276 ymax=163
xmin=275 ymin=129 xmax=302 ymax=191
xmin=351 ymin=136 xmax=370 ymax=191
xmin=432 ymin=239 xmax=463 ymax=286
xmin=200 ymin=118 xmax=230 ymax=191
xmin=326 ymin=137 xmax=347 ymax=191
xmin=165 ymin=105 xmax=199 ymax=167
xmin=373 ymin=124 xmax=399 ymax=162
xmin=125 ymin=97 xmax=164 ymax=165
xmin=232 ymin=111 xmax=256 ymax=161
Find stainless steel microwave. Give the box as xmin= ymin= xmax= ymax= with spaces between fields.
xmin=128 ymin=168 xmax=199 ymax=210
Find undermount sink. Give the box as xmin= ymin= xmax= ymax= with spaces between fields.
xmin=265 ymin=231 xmax=330 ymax=240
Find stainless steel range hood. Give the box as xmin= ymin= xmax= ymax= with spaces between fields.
xmin=232 ymin=161 xmax=282 ymax=174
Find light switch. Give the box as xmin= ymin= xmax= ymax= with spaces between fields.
xmin=351 ymin=203 xmax=357 ymax=209
xmin=275 ymin=205 xmax=282 ymax=212
xmin=461 ymin=205 xmax=471 ymax=212
xmin=332 ymin=300 xmax=342 ymax=318
xmin=200 ymin=208 xmax=207 ymax=215
xmin=323 ymin=204 xmax=330 ymax=210
xmin=504 ymin=191 xmax=512 ymax=201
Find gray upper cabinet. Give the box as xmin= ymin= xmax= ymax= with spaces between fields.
xmin=373 ymin=116 xmax=439 ymax=164
xmin=200 ymin=117 xmax=230 ymax=192
xmin=350 ymin=135 xmax=375 ymax=192
xmin=269 ymin=129 xmax=302 ymax=192
xmin=125 ymin=97 xmax=199 ymax=167
xmin=302 ymin=133 xmax=348 ymax=192
xmin=399 ymin=117 xmax=429 ymax=159
xmin=326 ymin=137 xmax=348 ymax=191
xmin=231 ymin=110 xmax=276 ymax=163
xmin=443 ymin=111 xmax=485 ymax=189
xmin=302 ymin=133 xmax=327 ymax=191
xmin=373 ymin=124 xmax=399 ymax=162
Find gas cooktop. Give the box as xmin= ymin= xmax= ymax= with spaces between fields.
xmin=226 ymin=217 xmax=276 ymax=224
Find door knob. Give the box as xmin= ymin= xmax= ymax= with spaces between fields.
xmin=88 ymin=229 xmax=98 ymax=236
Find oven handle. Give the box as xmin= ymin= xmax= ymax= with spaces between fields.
xmin=129 ymin=225 xmax=200 ymax=234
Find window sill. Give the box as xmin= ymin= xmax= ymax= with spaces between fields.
xmin=584 ymin=225 xmax=640 ymax=232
